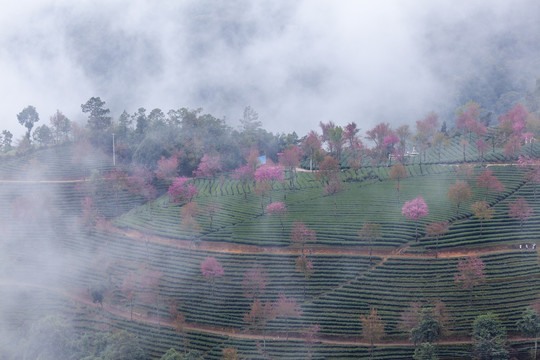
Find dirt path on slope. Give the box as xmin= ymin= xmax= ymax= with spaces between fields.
xmin=1 ymin=280 xmax=535 ymax=347
xmin=110 ymin=226 xmax=518 ymax=259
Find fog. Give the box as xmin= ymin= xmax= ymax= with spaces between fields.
xmin=1 ymin=0 xmax=539 ymax=139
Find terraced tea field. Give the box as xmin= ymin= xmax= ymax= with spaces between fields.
xmin=1 ymin=142 xmax=539 ymax=359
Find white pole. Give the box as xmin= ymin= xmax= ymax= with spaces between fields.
xmin=112 ymin=133 xmax=116 ymax=166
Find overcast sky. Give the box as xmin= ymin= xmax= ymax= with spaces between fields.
xmin=1 ymin=0 xmax=539 ymax=139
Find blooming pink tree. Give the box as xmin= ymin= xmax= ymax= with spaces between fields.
xmin=291 ymin=221 xmax=317 ymax=255
xmin=402 ymin=196 xmax=429 ymax=241
xmin=476 ymin=169 xmax=504 ymax=199
xmin=168 ymin=177 xmax=198 ymax=204
xmin=509 ymin=197 xmax=533 ymax=231
xmin=232 ymin=164 xmax=254 ymax=199
xmin=476 ymin=139 xmax=489 ymax=163
xmin=201 ymin=256 xmax=224 ymax=295
xmin=254 ymin=164 xmax=284 ymax=204
xmin=273 ymin=293 xmax=303 ymax=340
xmin=279 ymin=145 xmax=302 ymax=188
xmin=127 ymin=166 xmax=157 ymax=201
xmin=266 ymin=201 xmax=287 ymax=232
xmin=193 ymin=154 xmax=222 ymax=195
xmin=454 ymin=256 xmax=486 ymax=305
xmin=242 ymin=264 xmax=269 ymax=300
xmin=155 ymin=155 xmax=179 ymax=182
xmin=518 ymin=155 xmax=540 ymax=199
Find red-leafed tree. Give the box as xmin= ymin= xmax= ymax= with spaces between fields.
xmin=402 ymin=196 xmax=429 ymax=241
xmin=425 ymin=221 xmax=449 ymax=258
xmin=169 ymin=303 xmax=189 ymax=354
xmin=279 ymin=145 xmax=302 ymax=188
xmin=399 ymin=302 xmax=423 ymax=332
xmin=366 ymin=122 xmax=392 ymax=164
xmin=447 ymin=180 xmax=472 ymax=217
xmin=242 ymin=264 xmax=269 ymax=300
xmin=471 ymin=201 xmax=494 ymax=235
xmin=359 ymin=222 xmax=381 ymax=266
xmin=454 ymin=256 xmax=486 ymax=306
xmin=508 ymin=197 xmax=533 ymax=231
xmin=201 ymin=256 xmax=224 ymax=295
xmin=301 ymin=130 xmax=323 ymax=171
xmin=361 ymin=307 xmax=385 ymax=360
xmin=168 ymin=177 xmax=198 ymax=204
xmin=155 ymin=155 xmax=179 ymax=182
xmin=388 ymin=162 xmax=408 ymax=202
xmin=290 ymin=222 xmax=317 ymax=255
xmin=303 ymin=324 xmax=321 ymax=360
xmin=477 ymin=169 xmax=504 ymax=199
xmin=193 ymin=153 xmax=222 ymax=195
xmin=243 ymin=298 xmax=274 ymax=351
xmin=273 ymin=293 xmax=303 ymax=340
xmin=266 ymin=201 xmax=287 ymax=232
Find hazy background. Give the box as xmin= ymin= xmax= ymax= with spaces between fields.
xmin=1 ymin=0 xmax=540 ymax=138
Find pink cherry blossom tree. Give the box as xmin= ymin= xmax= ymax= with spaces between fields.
xmin=201 ymin=256 xmax=224 ymax=295
xmin=290 ymin=221 xmax=317 ymax=255
xmin=232 ymin=164 xmax=255 ymax=199
xmin=509 ymin=197 xmax=533 ymax=231
xmin=266 ymin=201 xmax=287 ymax=232
xmin=254 ymin=164 xmax=284 ymax=204
xmin=168 ymin=177 xmax=198 ymax=205
xmin=477 ymin=169 xmax=504 ymax=200
xmin=273 ymin=293 xmax=303 ymax=340
xmin=193 ymin=154 xmax=222 ymax=195
xmin=402 ymin=196 xmax=429 ymax=241
xmin=242 ymin=264 xmax=269 ymax=300
xmin=454 ymin=256 xmax=486 ymax=306
xmin=155 ymin=155 xmax=179 ymax=182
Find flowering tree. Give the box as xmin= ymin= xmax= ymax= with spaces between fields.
xmin=181 ymin=202 xmax=201 ymax=243
xmin=254 ymin=164 xmax=284 ymax=204
xmin=454 ymin=256 xmax=486 ymax=305
xmin=243 ymin=298 xmax=274 ymax=352
xmin=359 ymin=222 xmax=381 ymax=266
xmin=279 ymin=145 xmax=302 ymax=188
xmin=518 ymin=155 xmax=540 ymax=200
xmin=290 ymin=222 xmax=317 ymax=255
xmin=232 ymin=164 xmax=254 ymax=199
xmin=242 ymin=264 xmax=269 ymax=300
xmin=425 ymin=221 xmax=449 ymax=258
xmin=388 ymin=162 xmax=408 ymax=202
xmin=273 ymin=293 xmax=303 ymax=340
xmin=476 ymin=169 xmax=504 ymax=200
xmin=168 ymin=177 xmax=198 ymax=204
xmin=471 ymin=201 xmax=494 ymax=235
xmin=361 ymin=307 xmax=385 ymax=360
xmin=301 ymin=130 xmax=323 ymax=171
xmin=303 ymin=324 xmax=321 ymax=360
xmin=155 ymin=155 xmax=178 ymax=182
xmin=193 ymin=154 xmax=221 ymax=195
xmin=447 ymin=180 xmax=472 ymax=217
xmin=476 ymin=139 xmax=489 ymax=163
xmin=201 ymin=256 xmax=224 ymax=295
xmin=509 ymin=197 xmax=533 ymax=231
xmin=266 ymin=201 xmax=287 ymax=232
xmin=127 ymin=166 xmax=157 ymax=200
xmin=402 ymin=196 xmax=429 ymax=241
